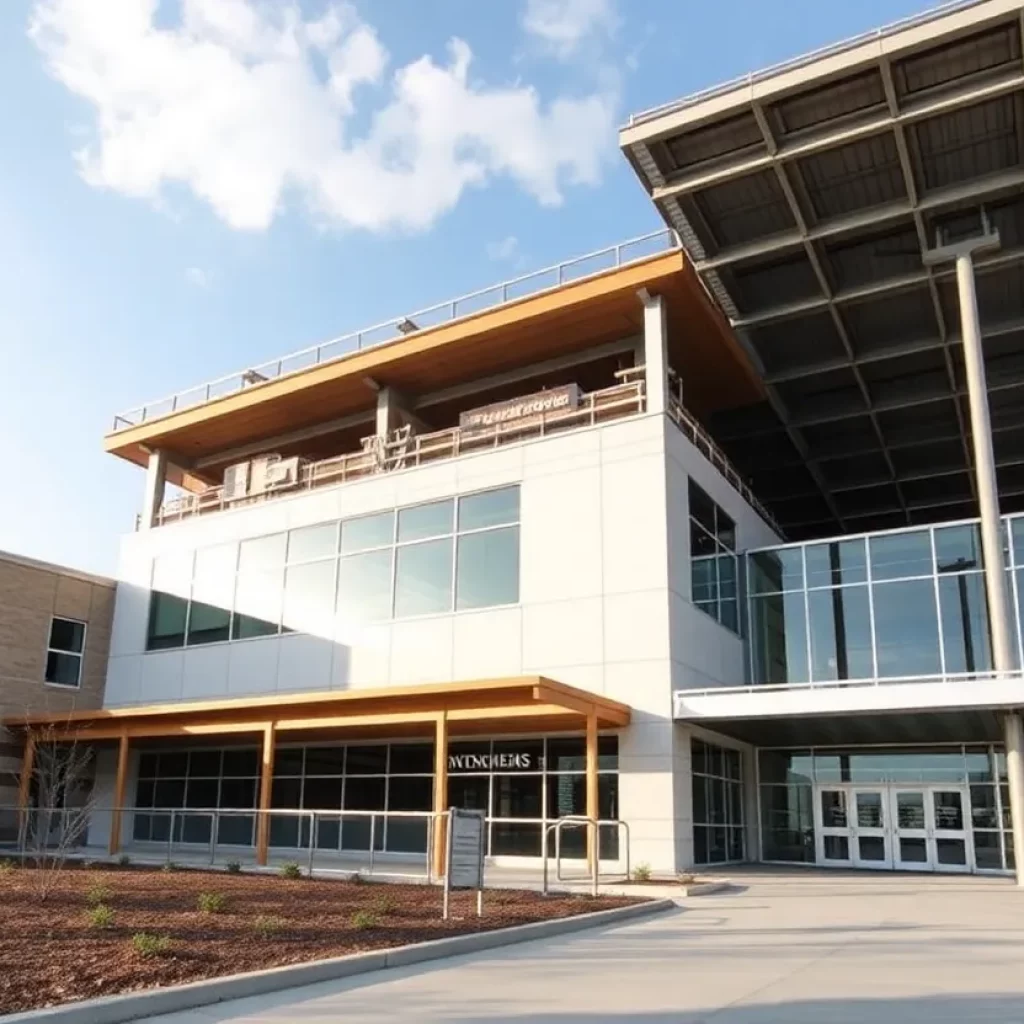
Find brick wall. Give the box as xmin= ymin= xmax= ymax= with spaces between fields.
xmin=0 ymin=552 xmax=115 ymax=807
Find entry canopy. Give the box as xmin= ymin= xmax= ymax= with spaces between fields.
xmin=621 ymin=0 xmax=1024 ymax=540
xmin=6 ymin=676 xmax=631 ymax=742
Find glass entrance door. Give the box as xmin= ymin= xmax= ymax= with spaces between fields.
xmin=851 ymin=789 xmax=891 ymax=868
xmin=890 ymin=787 xmax=971 ymax=872
xmin=817 ymin=788 xmax=853 ymax=866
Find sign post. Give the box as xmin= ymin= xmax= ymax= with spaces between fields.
xmin=443 ymin=807 xmax=486 ymax=921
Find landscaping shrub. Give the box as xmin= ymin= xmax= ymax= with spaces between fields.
xmin=197 ymin=891 xmax=227 ymax=914
xmin=225 ymin=861 xmax=242 ymax=874
xmin=86 ymin=904 xmax=115 ymax=929
xmin=85 ymin=882 xmax=112 ymax=907
xmin=632 ymin=862 xmax=652 ymax=882
xmin=0 ymin=860 xmax=15 ymax=877
xmin=252 ymin=914 xmax=285 ymax=938
xmin=161 ymin=862 xmax=179 ymax=873
xmin=372 ymin=892 xmax=396 ymax=915
xmin=117 ymin=854 xmax=131 ymax=868
xmin=350 ymin=910 xmax=378 ymax=930
xmin=279 ymin=862 xmax=301 ymax=880
xmin=130 ymin=933 xmax=172 ymax=958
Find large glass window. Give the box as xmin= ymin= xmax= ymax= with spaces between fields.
xmin=692 ymin=739 xmax=745 ymax=865
xmin=748 ymin=517 xmax=1020 ymax=686
xmin=145 ymin=486 xmax=521 ymax=650
xmin=45 ymin=617 xmax=86 ymax=688
xmin=689 ymin=480 xmax=738 ymax=633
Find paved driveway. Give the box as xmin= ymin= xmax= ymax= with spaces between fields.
xmin=145 ymin=869 xmax=1024 ymax=1023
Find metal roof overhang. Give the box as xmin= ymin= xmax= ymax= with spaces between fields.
xmin=621 ymin=0 xmax=1024 ymax=540
xmin=105 ymin=251 xmax=762 ymax=486
xmin=6 ymin=677 xmax=632 ymax=742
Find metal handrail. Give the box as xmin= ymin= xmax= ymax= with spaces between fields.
xmin=151 ymin=380 xmax=646 ymax=526
xmin=542 ymin=816 xmax=600 ymax=897
xmin=626 ymin=0 xmax=985 ymax=127
xmin=111 ymin=230 xmax=679 ymax=431
xmin=667 ymin=396 xmax=780 ymax=535
xmin=675 ymin=667 xmax=1024 ymax=698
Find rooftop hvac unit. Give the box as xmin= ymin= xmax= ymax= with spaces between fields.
xmin=265 ymin=455 xmax=302 ymax=491
xmin=248 ymin=455 xmax=278 ymax=495
xmin=223 ymin=461 xmax=250 ymax=501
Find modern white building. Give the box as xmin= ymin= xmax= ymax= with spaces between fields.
xmin=10 ymin=0 xmax=1024 ymax=880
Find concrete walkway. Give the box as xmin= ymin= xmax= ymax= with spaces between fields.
xmin=141 ymin=868 xmax=1024 ymax=1023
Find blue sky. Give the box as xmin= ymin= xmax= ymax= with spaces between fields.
xmin=0 ymin=0 xmax=936 ymax=576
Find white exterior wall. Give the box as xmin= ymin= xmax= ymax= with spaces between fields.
xmin=103 ymin=413 xmax=778 ymax=872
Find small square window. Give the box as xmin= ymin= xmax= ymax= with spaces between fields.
xmin=45 ymin=617 xmax=85 ymax=688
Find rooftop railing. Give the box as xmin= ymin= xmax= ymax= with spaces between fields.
xmin=111 ymin=229 xmax=680 ymax=433
xmin=626 ymin=0 xmax=984 ymax=127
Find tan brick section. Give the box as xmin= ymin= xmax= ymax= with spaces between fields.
xmin=0 ymin=550 xmax=115 ymax=804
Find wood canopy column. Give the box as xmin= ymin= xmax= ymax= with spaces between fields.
xmin=108 ymin=730 xmax=130 ymax=855
xmin=432 ymin=711 xmax=449 ymax=880
xmin=255 ymin=722 xmax=276 ymax=866
xmin=586 ymin=710 xmax=599 ymax=871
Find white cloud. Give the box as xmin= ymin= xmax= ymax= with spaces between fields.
xmin=486 ymin=235 xmax=520 ymax=261
xmin=29 ymin=0 xmax=617 ymax=233
xmin=184 ymin=266 xmax=210 ymax=288
xmin=522 ymin=0 xmax=617 ymax=58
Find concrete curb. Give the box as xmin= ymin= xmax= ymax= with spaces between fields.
xmin=4 ymin=899 xmax=674 ymax=1024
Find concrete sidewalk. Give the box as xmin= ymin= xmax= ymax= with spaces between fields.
xmin=137 ymin=868 xmax=1024 ymax=1023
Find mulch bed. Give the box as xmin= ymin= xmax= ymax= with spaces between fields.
xmin=0 ymin=863 xmax=637 ymax=1014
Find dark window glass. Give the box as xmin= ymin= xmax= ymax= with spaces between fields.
xmin=219 ymin=777 xmax=256 ymax=808
xmin=970 ymin=785 xmax=999 ymax=829
xmin=493 ymin=739 xmax=543 ymax=772
xmin=288 ymin=523 xmax=338 ymax=563
xmin=217 ymin=814 xmax=255 ymax=846
xmin=973 ymin=829 xmax=1003 ymax=870
xmin=598 ymin=735 xmax=618 ymax=771
xmin=343 ymin=775 xmax=386 ymax=811
xmin=693 ymin=776 xmax=708 ymax=823
xmin=689 ymin=481 xmax=716 ymax=536
xmin=805 ymin=539 xmax=867 ymax=588
xmin=717 ymin=509 xmax=736 ymax=552
xmin=222 ymin=749 xmax=258 ymax=777
xmin=492 ymin=775 xmax=542 ymax=819
xmin=750 ymin=549 xmax=804 ymax=594
xmin=939 ymin=573 xmax=991 ymax=675
xmin=147 ymin=592 xmax=188 ymax=650
xmin=492 ymin=822 xmax=541 ymax=856
xmin=394 ymin=538 xmax=453 ymax=617
xmin=232 ymin=567 xmax=283 ymax=639
xmin=807 ymin=586 xmax=873 ymax=681
xmin=387 ymin=776 xmax=433 ymax=812
xmin=159 ymin=751 xmax=188 ymax=776
xmin=547 ymin=738 xmax=585 ymax=772
xmin=869 ymin=530 xmax=932 ymax=580
xmin=304 ymin=747 xmax=345 ymax=776
xmin=346 ymin=745 xmax=388 ymax=775
xmin=189 ymin=749 xmax=221 ymax=776
xmin=458 ymin=487 xmax=519 ymax=531
xmin=154 ymin=779 xmax=185 ymax=808
xmin=389 ymin=744 xmax=433 ymax=774
xmin=341 ymin=512 xmax=394 ymax=553
xmin=448 ymin=741 xmax=491 ymax=772
xmin=337 ymin=549 xmax=393 ymax=624
xmin=759 ymin=783 xmax=815 ymax=863
xmin=758 ymin=750 xmax=813 ymax=785
xmin=387 ymin=817 xmax=429 ymax=854
xmin=694 ymin=824 xmax=709 ymax=865
xmin=185 ymin=777 xmax=218 ymax=808
xmin=271 ymin=777 xmax=301 ymax=807
xmin=547 ymin=773 xmax=584 ymax=820
xmin=456 ymin=527 xmax=519 ymax=609
xmin=448 ymin=775 xmax=490 ymax=814
xmin=45 ymin=651 xmax=81 ymax=687
xmin=398 ymin=500 xmax=453 ymax=542
xmin=274 ymin=748 xmax=304 ymax=776
xmin=186 ymin=601 xmax=231 ymax=646
xmin=180 ymin=811 xmax=212 ymax=844
xmin=49 ymin=618 xmax=86 ymax=654
xmin=872 ymin=579 xmax=942 ymax=678
xmin=303 ymin=776 xmax=342 ymax=810
xmin=187 ymin=544 xmax=235 ymax=645
xmin=136 ymin=779 xmax=156 ymax=807
xmin=138 ymin=753 xmax=159 ymax=778
xmin=751 ymin=590 xmax=808 ymax=684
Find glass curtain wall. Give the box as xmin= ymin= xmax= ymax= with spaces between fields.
xmin=146 ymin=485 xmax=520 ymax=652
xmin=691 ymin=739 xmax=745 ymax=864
xmin=748 ymin=521 xmax=999 ymax=685
xmin=757 ymin=746 xmax=1014 ymax=871
xmin=133 ymin=735 xmax=619 ymax=860
xmin=689 ymin=480 xmax=739 ymax=633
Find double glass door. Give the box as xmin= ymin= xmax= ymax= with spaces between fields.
xmin=816 ymin=786 xmax=971 ymax=872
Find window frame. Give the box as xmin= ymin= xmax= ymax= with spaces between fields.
xmin=44 ymin=615 xmax=87 ymax=689
xmin=689 ymin=480 xmax=740 ymax=635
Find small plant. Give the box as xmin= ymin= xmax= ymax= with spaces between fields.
xmin=117 ymin=854 xmax=131 ymax=868
xmin=252 ymin=914 xmax=285 ymax=938
xmin=197 ymin=891 xmax=227 ymax=914
xmin=86 ymin=904 xmax=115 ymax=929
xmin=279 ymin=862 xmax=301 ymax=880
xmin=85 ymin=882 xmax=112 ymax=907
xmin=350 ymin=910 xmax=378 ymax=931
xmin=372 ymin=892 xmax=396 ymax=915
xmin=348 ymin=870 xmax=366 ymax=885
xmin=632 ymin=862 xmax=652 ymax=883
xmin=225 ymin=861 xmax=242 ymax=874
xmin=161 ymin=862 xmax=179 ymax=873
xmin=0 ymin=860 xmax=16 ymax=877
xmin=130 ymin=932 xmax=172 ymax=958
